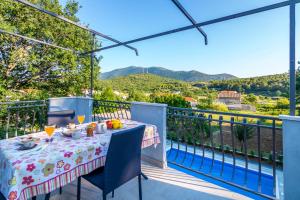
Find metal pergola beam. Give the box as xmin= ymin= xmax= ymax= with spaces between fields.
xmin=171 ymin=0 xmax=208 ymax=45
xmin=0 ymin=29 xmax=78 ymax=53
xmin=86 ymin=0 xmax=299 ymax=55
xmin=13 ymin=0 xmax=139 ymax=56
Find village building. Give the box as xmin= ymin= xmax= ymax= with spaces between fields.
xmin=217 ymin=90 xmax=241 ymax=105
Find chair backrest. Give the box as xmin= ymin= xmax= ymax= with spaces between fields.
xmin=47 ymin=110 xmax=75 ymax=127
xmin=103 ymin=125 xmax=146 ymax=193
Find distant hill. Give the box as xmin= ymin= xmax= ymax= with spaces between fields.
xmin=204 ymin=73 xmax=289 ymax=96
xmin=98 ymin=74 xmax=196 ymax=93
xmin=101 ymin=66 xmax=237 ymax=82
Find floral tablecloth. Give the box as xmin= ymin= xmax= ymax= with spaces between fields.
xmin=0 ymin=120 xmax=160 ymax=200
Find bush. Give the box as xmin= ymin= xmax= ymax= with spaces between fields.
xmin=212 ymin=102 xmax=229 ymax=112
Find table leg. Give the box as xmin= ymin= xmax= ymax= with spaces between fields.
xmin=141 ymin=172 xmax=148 ymax=180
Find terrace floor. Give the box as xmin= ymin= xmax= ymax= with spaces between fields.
xmin=36 ymin=163 xmax=251 ymax=200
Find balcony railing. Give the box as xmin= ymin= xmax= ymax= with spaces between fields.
xmin=167 ymin=106 xmax=282 ymax=199
xmin=0 ymin=100 xmax=48 ymax=139
xmin=93 ymin=100 xmax=131 ymax=120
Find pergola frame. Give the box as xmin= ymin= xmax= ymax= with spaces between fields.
xmin=0 ymin=0 xmax=299 ymax=115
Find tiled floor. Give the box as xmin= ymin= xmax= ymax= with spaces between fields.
xmin=37 ymin=163 xmax=251 ymax=200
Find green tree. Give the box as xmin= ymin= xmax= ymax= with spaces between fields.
xmin=150 ymin=93 xmax=191 ymax=108
xmin=235 ymin=125 xmax=254 ymax=152
xmin=0 ymin=0 xmax=100 ymax=97
xmin=243 ymin=93 xmax=257 ymax=104
xmin=97 ymin=87 xmax=118 ymax=101
xmin=276 ymin=98 xmax=289 ymax=109
xmin=127 ymin=90 xmax=149 ymax=102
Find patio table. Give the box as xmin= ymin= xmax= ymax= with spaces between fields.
xmin=0 ymin=120 xmax=160 ymax=200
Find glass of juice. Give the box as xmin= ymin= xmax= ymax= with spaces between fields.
xmin=44 ymin=125 xmax=55 ymax=142
xmin=77 ymin=115 xmax=85 ymax=125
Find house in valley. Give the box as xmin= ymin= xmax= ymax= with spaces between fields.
xmin=217 ymin=91 xmax=241 ymax=105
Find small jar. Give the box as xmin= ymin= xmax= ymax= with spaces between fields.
xmin=86 ymin=126 xmax=94 ymax=137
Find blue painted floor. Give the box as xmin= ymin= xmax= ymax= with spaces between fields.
xmin=167 ymin=148 xmax=274 ymax=199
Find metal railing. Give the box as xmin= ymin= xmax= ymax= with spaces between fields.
xmin=167 ymin=106 xmax=282 ymax=199
xmin=92 ymin=100 xmax=131 ymax=121
xmin=0 ymin=100 xmax=48 ymax=139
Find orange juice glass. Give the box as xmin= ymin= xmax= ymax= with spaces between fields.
xmin=45 ymin=125 xmax=55 ymax=141
xmin=77 ymin=115 xmax=85 ymax=125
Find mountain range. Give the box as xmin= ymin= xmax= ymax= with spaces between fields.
xmin=101 ymin=66 xmax=237 ymax=82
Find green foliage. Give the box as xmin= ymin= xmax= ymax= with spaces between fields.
xmin=150 ymin=93 xmax=191 ymax=108
xmin=276 ymin=98 xmax=289 ymax=109
xmin=197 ymin=94 xmax=215 ymax=109
xmin=127 ymin=90 xmax=149 ymax=102
xmin=206 ymin=74 xmax=289 ymax=96
xmin=0 ymin=0 xmax=100 ymax=98
xmin=243 ymin=93 xmax=258 ymax=104
xmin=96 ymin=74 xmax=197 ymax=94
xmin=211 ymin=102 xmax=229 ymax=112
xmin=95 ymin=87 xmax=119 ymax=101
xmin=234 ymin=124 xmax=254 ymax=151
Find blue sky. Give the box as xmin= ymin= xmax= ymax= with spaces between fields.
xmin=61 ymin=0 xmax=299 ymax=78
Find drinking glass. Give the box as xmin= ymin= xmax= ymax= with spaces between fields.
xmin=44 ymin=125 xmax=55 ymax=142
xmin=77 ymin=115 xmax=85 ymax=125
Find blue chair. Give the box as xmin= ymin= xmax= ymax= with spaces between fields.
xmin=77 ymin=125 xmax=146 ymax=200
xmin=47 ymin=110 xmax=75 ymax=127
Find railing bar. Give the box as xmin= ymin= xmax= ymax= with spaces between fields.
xmin=181 ymin=119 xmax=188 ymax=164
xmin=200 ymin=117 xmax=205 ymax=169
xmin=6 ymin=111 xmax=10 ymax=139
xmin=31 ymin=110 xmax=36 ymax=133
xmin=209 ymin=115 xmax=214 ymax=173
xmin=118 ymin=103 xmax=125 ymax=119
xmin=243 ymin=118 xmax=248 ymax=186
xmin=168 ymin=106 xmax=281 ymax=121
xmin=219 ymin=116 xmax=225 ymax=176
xmin=23 ymin=112 xmax=28 ymax=135
xmin=189 ymin=119 xmax=196 ymax=168
xmin=169 ymin=113 xmax=282 ymax=130
xmin=174 ymin=117 xmax=180 ymax=162
xmin=257 ymin=120 xmax=262 ymax=193
xmin=272 ymin=119 xmax=276 ymax=196
xmin=230 ymin=117 xmax=236 ymax=180
xmin=15 ymin=111 xmax=19 ymax=137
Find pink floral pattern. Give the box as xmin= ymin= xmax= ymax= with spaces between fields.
xmin=64 ymin=152 xmax=73 ymax=158
xmin=26 ymin=164 xmax=36 ymax=172
xmin=0 ymin=120 xmax=159 ymax=200
xmin=22 ymin=176 xmax=34 ymax=185
xmin=95 ymin=147 xmax=102 ymax=156
xmin=8 ymin=191 xmax=17 ymax=200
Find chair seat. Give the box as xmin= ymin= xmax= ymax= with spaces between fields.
xmin=82 ymin=167 xmax=105 ymax=189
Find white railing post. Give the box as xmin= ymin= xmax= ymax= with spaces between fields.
xmin=131 ymin=102 xmax=167 ymax=168
xmin=48 ymin=97 xmax=93 ymax=123
xmin=279 ymin=115 xmax=300 ymax=200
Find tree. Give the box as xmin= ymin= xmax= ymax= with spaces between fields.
xmin=276 ymin=98 xmax=289 ymax=109
xmin=235 ymin=124 xmax=254 ymax=152
xmin=0 ymin=0 xmax=100 ymax=97
xmin=127 ymin=90 xmax=148 ymax=102
xmin=150 ymin=93 xmax=191 ymax=108
xmin=243 ymin=93 xmax=257 ymax=104
xmin=97 ymin=87 xmax=119 ymax=101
